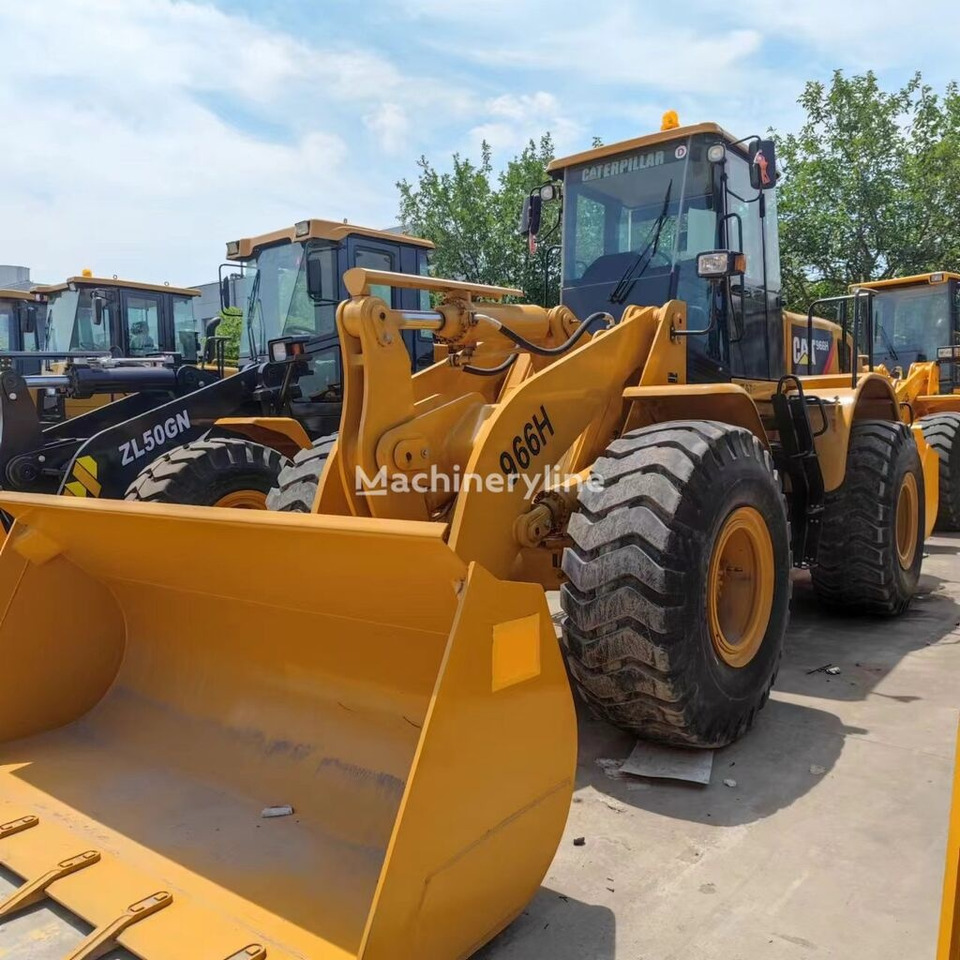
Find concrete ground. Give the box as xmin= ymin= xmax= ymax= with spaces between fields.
xmin=479 ymin=533 xmax=960 ymax=960
xmin=2 ymin=537 xmax=958 ymax=959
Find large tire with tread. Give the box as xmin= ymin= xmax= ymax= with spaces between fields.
xmin=811 ymin=420 xmax=923 ymax=615
xmin=266 ymin=433 xmax=337 ymax=512
xmin=125 ymin=437 xmax=288 ymax=508
xmin=560 ymin=421 xmax=791 ymax=748
xmin=919 ymin=412 xmax=960 ymax=531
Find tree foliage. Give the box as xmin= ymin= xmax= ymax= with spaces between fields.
xmin=213 ymin=306 xmax=243 ymax=364
xmin=774 ymin=70 xmax=960 ymax=310
xmin=397 ymin=135 xmax=560 ymax=305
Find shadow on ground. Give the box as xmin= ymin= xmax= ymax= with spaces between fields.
xmin=571 ymin=695 xmax=856 ymax=827
xmin=474 ymin=887 xmax=615 ymax=960
xmin=775 ymin=568 xmax=960 ymax=703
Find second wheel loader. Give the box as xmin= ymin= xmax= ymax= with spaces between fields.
xmin=0 ymin=120 xmax=931 ymax=959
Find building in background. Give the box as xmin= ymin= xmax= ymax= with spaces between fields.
xmin=0 ymin=265 xmax=35 ymax=291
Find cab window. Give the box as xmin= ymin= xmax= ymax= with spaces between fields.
xmin=126 ymin=296 xmax=160 ymax=356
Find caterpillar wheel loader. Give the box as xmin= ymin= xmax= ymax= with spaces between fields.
xmin=0 ymin=223 xmax=434 ymax=510
xmin=0 ymin=288 xmax=46 ymax=376
xmin=0 ymin=120 xmax=927 ymax=959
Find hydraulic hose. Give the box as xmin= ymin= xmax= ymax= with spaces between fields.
xmin=474 ymin=311 xmax=613 ymax=357
xmin=462 ymin=353 xmax=519 ymax=377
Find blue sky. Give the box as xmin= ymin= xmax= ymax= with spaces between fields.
xmin=1 ymin=0 xmax=956 ymax=287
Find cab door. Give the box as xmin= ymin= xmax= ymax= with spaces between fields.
xmin=342 ymin=237 xmax=434 ymax=371
xmin=119 ymin=289 xmax=164 ymax=356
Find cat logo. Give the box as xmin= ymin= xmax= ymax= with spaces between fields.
xmin=63 ymin=455 xmax=102 ymax=498
xmin=791 ymin=324 xmax=836 ymax=374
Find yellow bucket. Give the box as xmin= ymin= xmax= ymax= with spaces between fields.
xmin=0 ymin=494 xmax=576 ymax=959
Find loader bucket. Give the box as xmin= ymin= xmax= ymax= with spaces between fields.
xmin=0 ymin=495 xmax=576 ymax=960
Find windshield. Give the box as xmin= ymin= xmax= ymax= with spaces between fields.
xmin=0 ymin=299 xmax=19 ymax=351
xmin=243 ymin=239 xmax=338 ymax=362
xmin=44 ymin=288 xmax=112 ymax=354
xmin=561 ymin=138 xmax=717 ymax=319
xmin=872 ymin=284 xmax=955 ymax=367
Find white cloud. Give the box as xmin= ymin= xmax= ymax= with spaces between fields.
xmin=364 ymin=103 xmax=411 ymax=155
xmin=468 ymin=92 xmax=581 ymax=154
xmin=0 ymin=0 xmax=474 ymax=285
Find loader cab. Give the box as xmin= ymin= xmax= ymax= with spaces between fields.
xmin=226 ymin=219 xmax=436 ymax=407
xmin=0 ymin=290 xmax=46 ymax=375
xmin=853 ymin=272 xmax=960 ymax=391
xmin=543 ymin=122 xmax=783 ymax=383
xmin=38 ymin=277 xmax=201 ymax=365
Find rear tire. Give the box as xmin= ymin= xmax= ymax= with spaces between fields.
xmin=560 ymin=421 xmax=791 ymax=748
xmin=919 ymin=412 xmax=960 ymax=531
xmin=811 ymin=420 xmax=923 ymax=615
xmin=266 ymin=433 xmax=337 ymax=512
xmin=125 ymin=438 xmax=288 ymax=508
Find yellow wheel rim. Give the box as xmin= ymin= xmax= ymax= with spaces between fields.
xmin=708 ymin=506 xmax=775 ymax=668
xmin=895 ymin=472 xmax=919 ymax=569
xmin=214 ymin=489 xmax=268 ymax=509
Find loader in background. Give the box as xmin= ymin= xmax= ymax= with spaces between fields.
xmin=31 ymin=272 xmax=205 ymax=422
xmin=0 ymin=222 xmax=434 ymax=507
xmin=0 ymin=288 xmax=46 ymax=375
xmin=846 ymin=272 xmax=960 ymax=530
xmin=0 ymin=119 xmax=927 ymax=959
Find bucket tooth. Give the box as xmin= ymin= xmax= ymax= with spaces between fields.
xmin=0 ymin=814 xmax=38 ymax=839
xmin=0 ymin=849 xmax=100 ymax=918
xmin=223 ymin=948 xmax=267 ymax=960
xmin=62 ymin=890 xmax=172 ymax=960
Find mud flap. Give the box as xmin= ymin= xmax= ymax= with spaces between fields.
xmin=0 ymin=494 xmax=576 ymax=960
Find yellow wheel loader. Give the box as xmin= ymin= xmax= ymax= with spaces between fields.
xmin=0 ymin=288 xmax=46 ymax=376
xmin=942 ymin=720 xmax=960 ymax=960
xmin=0 ymin=120 xmax=927 ymax=959
xmin=30 ymin=273 xmax=205 ymax=422
xmin=845 ymin=272 xmax=960 ymax=530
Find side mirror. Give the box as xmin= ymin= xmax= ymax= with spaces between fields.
xmin=519 ymin=194 xmax=543 ymax=242
xmin=92 ymin=294 xmax=106 ymax=326
xmin=220 ymin=276 xmax=232 ymax=310
xmin=749 ymin=139 xmax=777 ymax=190
xmin=697 ymin=250 xmax=746 ymax=279
xmin=17 ymin=303 xmax=37 ymax=335
xmin=306 ymin=254 xmax=325 ymax=300
xmin=205 ymin=316 xmax=222 ymax=339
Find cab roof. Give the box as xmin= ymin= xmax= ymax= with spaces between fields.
xmin=33 ymin=276 xmax=200 ymax=298
xmin=852 ymin=272 xmax=960 ymax=291
xmin=227 ymin=219 xmax=435 ymax=261
xmin=547 ymin=122 xmax=741 ymax=173
xmin=0 ymin=288 xmax=45 ymax=302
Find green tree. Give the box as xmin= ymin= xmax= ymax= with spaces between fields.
xmin=210 ymin=306 xmax=243 ymax=364
xmin=773 ymin=70 xmax=960 ymax=311
xmin=397 ymin=134 xmax=561 ymax=305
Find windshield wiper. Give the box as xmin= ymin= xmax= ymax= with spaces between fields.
xmin=609 ymin=179 xmax=673 ymax=306
xmin=875 ymin=322 xmax=899 ymax=362
xmin=245 ymin=270 xmax=263 ymax=361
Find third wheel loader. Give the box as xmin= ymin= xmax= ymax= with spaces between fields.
xmin=0 ymin=120 xmax=933 ymax=959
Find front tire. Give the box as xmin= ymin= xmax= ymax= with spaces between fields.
xmin=125 ymin=438 xmax=288 ymax=508
xmin=560 ymin=421 xmax=791 ymax=748
xmin=811 ymin=420 xmax=923 ymax=615
xmin=919 ymin=413 xmax=960 ymax=531
xmin=266 ymin=434 xmax=336 ymax=512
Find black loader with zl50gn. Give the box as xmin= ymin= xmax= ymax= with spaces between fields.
xmin=0 ymin=221 xmax=435 ymax=507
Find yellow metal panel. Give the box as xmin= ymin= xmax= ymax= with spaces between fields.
xmin=358 ymin=563 xmax=575 ymax=959
xmin=912 ymin=423 xmax=940 ymax=537
xmin=940 ymin=720 xmax=960 ymax=960
xmin=0 ymin=493 xmax=573 ymax=959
